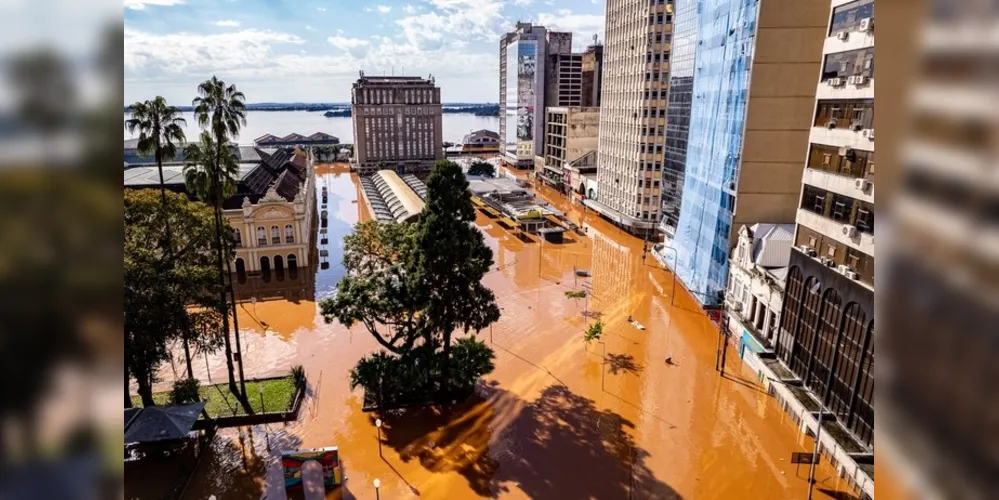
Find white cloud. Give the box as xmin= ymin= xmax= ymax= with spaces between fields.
xmin=327 ymin=36 xmax=373 ymax=58
xmin=124 ymin=29 xmax=305 ymax=77
xmin=513 ymin=0 xmax=533 ymax=5
xmin=543 ymin=0 xmax=554 ymax=5
xmin=537 ymin=10 xmax=604 ymax=51
xmin=403 ymin=4 xmax=418 ymax=14
xmin=376 ymin=5 xmax=392 ymax=13
xmin=305 ymin=25 xmax=316 ymax=31
xmin=124 ymin=0 xmax=185 ymax=9
xmin=316 ymin=6 xmax=326 ymax=11
xmin=396 ymin=0 xmax=505 ymax=51
xmin=214 ymin=20 xmax=241 ymax=27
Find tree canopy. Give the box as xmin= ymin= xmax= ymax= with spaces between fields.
xmin=467 ymin=161 xmax=496 ymax=178
xmin=321 ymin=160 xmax=500 ymax=407
xmin=125 ymin=189 xmax=225 ymax=406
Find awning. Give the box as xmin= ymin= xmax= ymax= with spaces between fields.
xmin=124 ymin=402 xmax=206 ymax=445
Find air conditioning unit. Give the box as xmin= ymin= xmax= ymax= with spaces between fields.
xmin=859 ymin=18 xmax=873 ymax=32
xmin=867 ymin=129 xmax=875 ymax=140
xmin=825 ymin=121 xmax=837 ymax=129
xmin=851 ymin=75 xmax=869 ymax=86
xmin=842 ymin=224 xmax=857 ymax=238
xmin=730 ymin=302 xmax=743 ymax=313
xmin=854 ymin=178 xmax=870 ymax=191
xmin=799 ymin=244 xmax=816 ymax=257
xmin=828 ymin=77 xmax=844 ymax=87
xmin=837 ymin=264 xmax=852 ymax=275
xmin=837 ymin=31 xmax=850 ymax=41
xmin=839 ymin=146 xmax=855 ymax=157
xmin=820 ymin=256 xmax=835 ymax=267
xmin=844 ymin=269 xmax=859 ymax=280
xmin=850 ymin=121 xmax=864 ymax=131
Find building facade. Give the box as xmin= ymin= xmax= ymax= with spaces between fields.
xmin=589 ymin=0 xmax=674 ymax=234
xmin=658 ymin=0 xmax=697 ymax=241
xmin=125 ymin=147 xmax=316 ymax=275
xmin=581 ymin=43 xmax=604 ymax=108
xmin=460 ymin=129 xmax=501 ymax=154
xmin=350 ymin=73 xmax=443 ymax=174
xmin=776 ymin=0 xmax=874 ymax=454
xmin=539 ymin=107 xmax=600 ymax=192
xmin=500 ymin=23 xmax=566 ymax=169
xmin=663 ymin=0 xmax=827 ymax=306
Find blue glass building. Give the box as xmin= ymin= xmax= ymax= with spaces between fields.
xmin=670 ymin=0 xmax=758 ymax=305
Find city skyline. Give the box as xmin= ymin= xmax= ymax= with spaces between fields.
xmin=123 ymin=0 xmax=606 ymax=104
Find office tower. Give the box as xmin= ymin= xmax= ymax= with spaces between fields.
xmin=350 ymin=72 xmax=443 ymax=174
xmin=658 ymin=0 xmax=696 ymax=242
xmin=664 ymin=0 xmax=827 ymax=305
xmin=499 ymin=23 xmax=572 ymax=169
xmin=588 ymin=0 xmax=674 ymax=234
xmin=581 ymin=42 xmax=603 ymax=108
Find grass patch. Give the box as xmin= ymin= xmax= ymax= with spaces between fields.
xmin=130 ymin=377 xmax=298 ymax=418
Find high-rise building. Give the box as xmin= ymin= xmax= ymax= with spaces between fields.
xmin=499 ymin=23 xmax=572 ymax=169
xmin=662 ymin=0 xmax=828 ymax=305
xmin=587 ymin=0 xmax=674 ymax=234
xmin=539 ymin=106 xmax=600 ymax=192
xmin=350 ymin=73 xmax=443 ymax=174
xmin=657 ymin=0 xmax=696 ymax=242
xmin=581 ymin=42 xmax=604 ymax=108
xmin=776 ymin=0 xmax=874 ymax=451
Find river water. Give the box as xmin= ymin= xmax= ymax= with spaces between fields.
xmin=122 ymin=110 xmax=500 ymax=145
xmin=126 ymin=164 xmax=862 ymax=500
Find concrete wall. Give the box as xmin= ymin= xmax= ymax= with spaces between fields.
xmin=564 ymin=107 xmax=600 ymax=164
xmin=734 ymin=0 xmax=829 ymax=238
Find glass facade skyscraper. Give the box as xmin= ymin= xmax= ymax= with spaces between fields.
xmin=659 ymin=0 xmax=697 ymax=241
xmin=671 ymin=0 xmax=758 ymax=305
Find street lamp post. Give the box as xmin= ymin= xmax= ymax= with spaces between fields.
xmin=257 ymin=383 xmax=265 ymax=413
xmin=373 ymin=478 xmax=381 ymax=500
xmin=657 ymin=246 xmax=679 ymax=307
xmin=375 ymin=418 xmax=383 ymax=458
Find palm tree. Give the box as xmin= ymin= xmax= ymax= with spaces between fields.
xmin=125 ymin=96 xmax=187 ymax=251
xmin=192 ymin=76 xmax=252 ymax=412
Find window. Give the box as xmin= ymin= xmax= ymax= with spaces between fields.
xmin=831 ymin=194 xmax=853 ymax=222
xmin=257 ymin=226 xmax=267 ymax=246
xmin=855 ymin=204 xmax=874 ymax=233
xmin=232 ymin=228 xmax=242 ymax=248
xmin=829 ymin=0 xmax=874 ymax=36
xmin=285 ymin=224 xmax=295 ymax=243
xmin=271 ymin=225 xmax=281 ymax=244
xmin=821 ymin=48 xmax=875 ymax=81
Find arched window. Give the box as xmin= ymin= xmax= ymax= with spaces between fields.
xmin=235 ymin=258 xmax=246 ymax=283
xmin=287 ymin=254 xmax=298 ymax=269
xmin=260 ymin=256 xmax=271 ymax=273
xmin=271 ymin=225 xmax=280 ymax=244
xmin=232 ymin=228 xmax=242 ymax=248
xmin=274 ymin=255 xmax=285 ymax=271
xmin=285 ymin=224 xmax=295 ymax=243
xmin=257 ymin=226 xmax=267 ymax=246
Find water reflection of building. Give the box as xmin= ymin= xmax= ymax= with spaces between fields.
xmin=589 ymin=227 xmax=635 ymax=307
xmin=233 ymin=260 xmax=316 ymax=303
xmin=124 ymin=147 xmax=316 ymax=274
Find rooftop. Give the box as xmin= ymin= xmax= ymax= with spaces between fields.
xmin=748 ymin=223 xmax=795 ymax=268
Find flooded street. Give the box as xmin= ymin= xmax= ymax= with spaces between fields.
xmin=154 ymin=165 xmax=858 ymax=499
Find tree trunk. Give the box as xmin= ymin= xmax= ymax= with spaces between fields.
xmin=226 ymin=258 xmax=247 ymax=398
xmin=156 ymin=137 xmax=175 ymax=259
xmin=182 ymin=337 xmax=195 ymax=380
xmin=212 ymin=137 xmax=253 ymax=415
xmin=135 ymin=366 xmax=156 ymax=407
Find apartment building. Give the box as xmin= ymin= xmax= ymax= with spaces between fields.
xmin=539 ymin=107 xmax=600 ymax=192
xmin=589 ymin=0 xmax=674 ymax=235
xmin=500 ymin=23 xmax=572 ymax=169
xmin=659 ymin=0 xmax=827 ymax=306
xmin=350 ymin=73 xmax=443 ymax=174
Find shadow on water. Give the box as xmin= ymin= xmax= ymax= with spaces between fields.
xmin=605 ymin=353 xmax=643 ymax=376
xmin=376 ymin=382 xmax=682 ymax=499
xmin=818 ymin=488 xmax=860 ymax=500
xmin=179 ymin=427 xmax=303 ymax=500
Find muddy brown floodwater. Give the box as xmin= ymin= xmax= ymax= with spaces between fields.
xmin=138 ymin=164 xmax=863 ymax=500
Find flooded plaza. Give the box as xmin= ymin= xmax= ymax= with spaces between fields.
xmin=140 ymin=164 xmax=862 ymax=500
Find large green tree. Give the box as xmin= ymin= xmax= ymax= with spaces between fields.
xmin=190 ymin=76 xmax=253 ymax=413
xmin=125 ymin=189 xmax=224 ymax=406
xmin=322 ymin=160 xmax=500 ymax=403
xmin=467 ymin=160 xmax=496 ymax=178
xmin=415 ymin=160 xmax=500 ymax=383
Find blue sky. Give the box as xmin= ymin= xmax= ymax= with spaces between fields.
xmin=123 ymin=0 xmax=605 ymax=104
